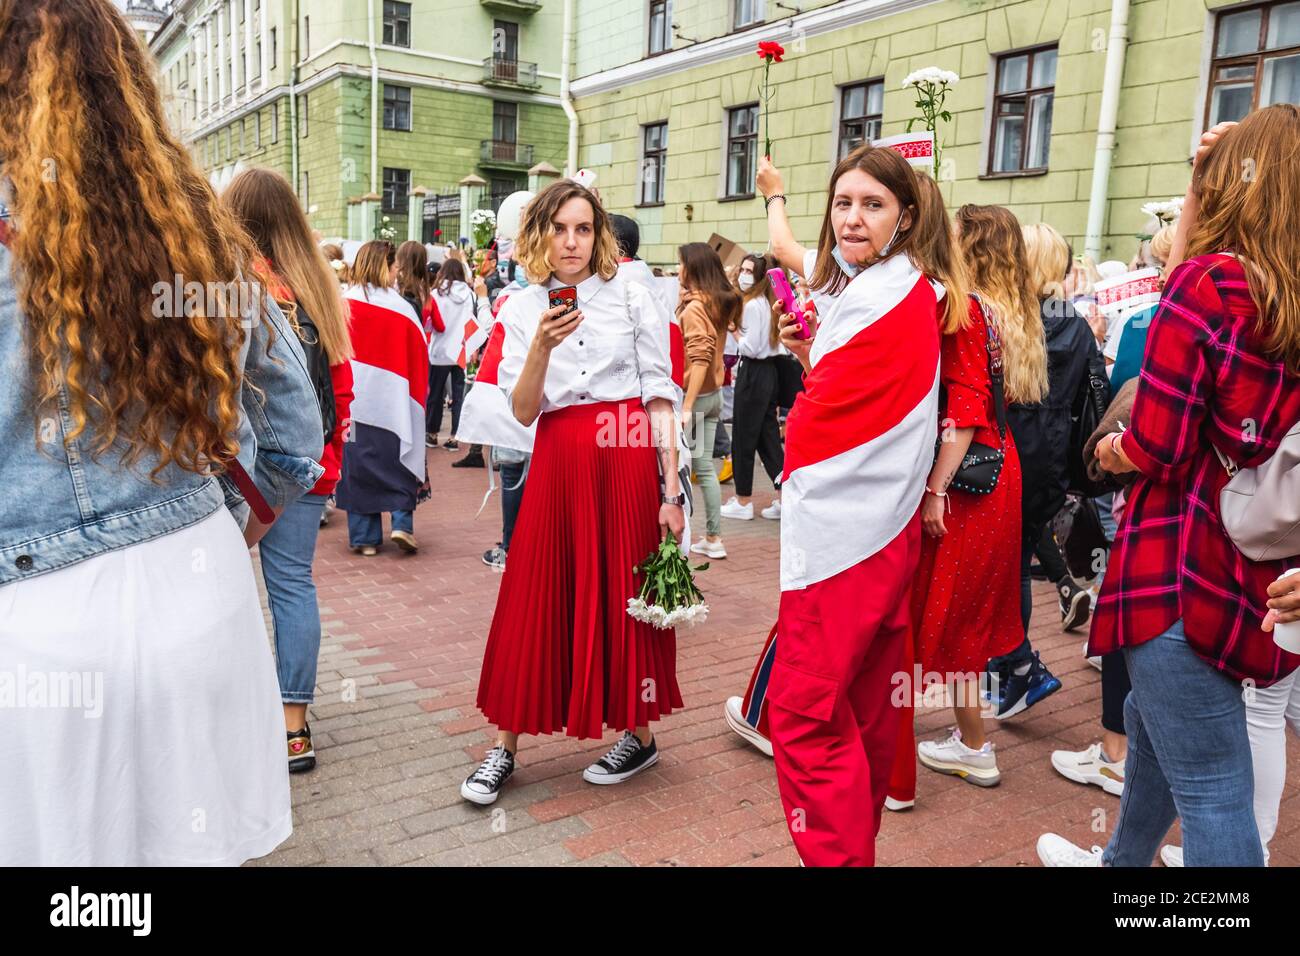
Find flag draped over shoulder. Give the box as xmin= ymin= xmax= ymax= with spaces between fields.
xmin=456 ymin=287 xmax=540 ymax=452
xmin=779 ymin=253 xmax=942 ymax=591
xmin=334 ymin=285 xmax=429 ymax=514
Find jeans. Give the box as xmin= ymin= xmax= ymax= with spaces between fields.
xmin=687 ymin=389 xmax=723 ymax=537
xmin=427 ymin=365 xmax=465 ymax=436
xmin=1104 ymin=619 xmax=1264 ymax=867
xmin=347 ymin=509 xmax=413 ymax=548
xmin=259 ymin=493 xmax=328 ymax=704
xmin=500 ymin=460 xmax=527 ymax=552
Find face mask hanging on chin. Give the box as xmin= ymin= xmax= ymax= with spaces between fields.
xmin=832 ymin=211 xmax=907 ymax=279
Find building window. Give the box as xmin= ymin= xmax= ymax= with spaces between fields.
xmin=239 ymin=51 xmax=246 ymax=88
xmin=300 ymin=171 xmax=310 ymax=211
xmin=383 ymin=167 xmax=411 ymax=213
xmin=256 ymin=39 xmax=262 ymax=77
xmin=383 ymin=1 xmax=412 ymax=48
xmin=493 ymin=100 xmax=518 ymax=144
xmin=493 ymin=19 xmax=519 ymax=60
xmin=838 ymin=79 xmax=884 ymax=158
xmin=649 ymin=0 xmax=672 ymax=55
xmin=298 ymin=93 xmax=308 ymax=138
xmin=271 ymin=101 xmax=279 ymax=143
xmin=383 ymin=84 xmax=412 ymax=131
xmin=303 ymin=16 xmax=310 ymax=58
xmin=640 ymin=122 xmax=667 ymax=205
xmin=490 ymin=177 xmax=523 ymax=212
xmin=734 ymin=0 xmax=765 ymax=29
xmin=1207 ymin=1 xmax=1300 ymax=126
xmin=254 ymin=111 xmax=261 ymax=149
xmin=270 ymin=27 xmax=277 ymax=69
xmin=989 ymin=45 xmax=1057 ymax=174
xmin=725 ymin=104 xmax=759 ymax=197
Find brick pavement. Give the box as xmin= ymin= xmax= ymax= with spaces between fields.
xmin=251 ymin=445 xmax=1300 ymax=867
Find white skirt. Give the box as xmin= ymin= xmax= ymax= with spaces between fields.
xmin=0 ymin=507 xmax=292 ymax=866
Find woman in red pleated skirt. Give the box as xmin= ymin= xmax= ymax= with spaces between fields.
xmin=458 ymin=180 xmax=686 ymax=805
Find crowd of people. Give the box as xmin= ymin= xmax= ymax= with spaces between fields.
xmin=3 ymin=0 xmax=1300 ymax=869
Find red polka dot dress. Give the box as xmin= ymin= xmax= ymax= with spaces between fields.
xmin=910 ymin=297 xmax=1024 ymax=676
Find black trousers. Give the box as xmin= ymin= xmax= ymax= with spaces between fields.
xmin=731 ymin=358 xmax=784 ymax=497
xmin=427 ymin=365 xmax=465 ymax=436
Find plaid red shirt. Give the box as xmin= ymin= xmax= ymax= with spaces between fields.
xmin=1090 ymin=255 xmax=1300 ymax=685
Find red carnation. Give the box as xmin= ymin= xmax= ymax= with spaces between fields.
xmin=757 ymin=40 xmax=784 ymax=62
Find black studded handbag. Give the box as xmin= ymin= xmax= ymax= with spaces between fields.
xmin=935 ymin=296 xmax=1007 ymax=495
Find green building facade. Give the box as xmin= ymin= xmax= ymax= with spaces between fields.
xmin=151 ymin=0 xmax=572 ymax=242
xmin=570 ymin=0 xmax=1300 ymax=266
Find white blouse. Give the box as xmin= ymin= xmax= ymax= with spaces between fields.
xmin=494 ymin=272 xmax=677 ymax=414
xmin=737 ymin=296 xmax=784 ymax=359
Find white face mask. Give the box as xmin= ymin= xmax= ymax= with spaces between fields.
xmin=833 ymin=208 xmax=908 ymax=277
xmin=737 ymin=273 xmax=754 ymax=291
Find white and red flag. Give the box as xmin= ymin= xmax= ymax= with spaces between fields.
xmin=779 ymin=253 xmax=943 ymax=591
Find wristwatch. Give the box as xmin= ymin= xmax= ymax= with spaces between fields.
xmin=660 ymin=492 xmax=687 ymax=507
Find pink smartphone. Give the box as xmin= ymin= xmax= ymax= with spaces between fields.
xmin=769 ymin=269 xmax=810 ymax=340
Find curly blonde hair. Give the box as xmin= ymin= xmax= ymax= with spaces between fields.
xmin=0 ymin=0 xmax=258 ymax=476
xmin=513 ymin=180 xmax=619 ymax=283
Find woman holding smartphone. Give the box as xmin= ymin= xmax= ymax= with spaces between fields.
xmin=459 ymin=179 xmax=684 ymax=805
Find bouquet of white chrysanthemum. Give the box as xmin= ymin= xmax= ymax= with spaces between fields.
xmin=470 ymin=208 xmax=497 ymax=250
xmin=1140 ymin=198 xmax=1183 ymax=223
xmin=627 ymin=532 xmax=709 ymax=630
xmin=902 ymin=67 xmax=959 ymax=178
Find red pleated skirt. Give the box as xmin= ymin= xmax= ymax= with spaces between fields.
xmin=475 ymin=399 xmax=683 ymax=739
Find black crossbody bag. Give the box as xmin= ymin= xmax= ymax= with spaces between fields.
xmin=935 ymin=297 xmax=1007 ymax=495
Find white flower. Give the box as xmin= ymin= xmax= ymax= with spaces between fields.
xmin=1140 ymin=198 xmax=1183 ymax=223
xmin=382 ymin=216 xmax=391 ymax=223
xmin=903 ymin=66 xmax=959 ymax=89
xmin=329 ymin=259 xmax=344 ymax=272
xmin=470 ymin=209 xmax=497 ymax=226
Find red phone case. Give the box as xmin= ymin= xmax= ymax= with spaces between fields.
xmin=548 ymin=286 xmax=578 ymax=318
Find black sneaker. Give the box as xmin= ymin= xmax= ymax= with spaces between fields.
xmin=983 ymin=652 xmax=1062 ymax=720
xmin=482 ymin=544 xmax=507 ymax=570
xmin=425 ymin=432 xmax=438 ymax=448
xmin=1059 ymin=577 xmax=1092 ymax=632
xmin=287 ymin=725 xmax=316 ymax=773
xmin=452 ymin=447 xmax=485 ymax=469
xmin=460 ymin=744 xmax=515 ymax=805
xmin=583 ymin=731 xmax=659 ymax=785
xmin=443 ymin=438 xmax=460 ymax=451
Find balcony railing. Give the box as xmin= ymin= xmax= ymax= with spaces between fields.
xmin=480 ymin=140 xmax=534 ymax=166
xmin=479 ymin=0 xmax=541 ymax=15
xmin=482 ymin=56 xmax=540 ymax=88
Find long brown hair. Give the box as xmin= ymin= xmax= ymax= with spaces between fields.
xmin=1187 ymin=103 xmax=1300 ymax=375
xmin=351 ymin=241 xmax=392 ymax=294
xmin=0 ymin=0 xmax=256 ymax=475
xmin=433 ymin=258 xmax=469 ymax=296
xmin=956 ymin=205 xmax=1048 ymax=405
xmin=810 ymin=147 xmax=965 ymax=311
xmin=514 ymin=180 xmax=619 ymax=282
xmin=738 ymin=252 xmax=780 ymax=347
xmin=224 ymin=168 xmax=352 ymax=365
xmin=394 ymin=240 xmax=430 ymax=309
xmin=679 ymin=242 xmax=742 ymax=335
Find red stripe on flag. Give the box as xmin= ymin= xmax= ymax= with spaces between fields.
xmin=475 ymin=322 xmax=508 ymax=386
xmin=347 ymin=296 xmax=429 ymax=406
xmin=782 ymin=278 xmax=939 ymax=480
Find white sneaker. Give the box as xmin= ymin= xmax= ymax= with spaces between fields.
xmin=917 ymin=728 xmax=1001 ymax=786
xmin=1037 ymin=833 xmax=1104 ymax=867
xmin=1084 ymin=641 xmax=1103 ymax=672
xmin=690 ymin=537 xmax=727 ymax=559
xmin=723 ymin=696 xmax=773 ymax=757
xmin=884 ymin=796 xmax=915 ymax=812
xmin=760 ymin=499 xmax=782 ymax=520
xmin=1050 ymin=742 xmax=1124 ymax=796
xmin=720 ymin=497 xmax=754 ymax=520
xmin=1160 ymin=844 xmax=1184 ymax=868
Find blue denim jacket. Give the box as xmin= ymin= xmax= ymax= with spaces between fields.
xmin=0 ymin=240 xmax=324 ymax=588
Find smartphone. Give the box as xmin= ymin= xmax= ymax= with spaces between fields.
xmin=769 ymin=269 xmax=810 ymax=340
xmin=548 ymin=285 xmax=578 ymax=320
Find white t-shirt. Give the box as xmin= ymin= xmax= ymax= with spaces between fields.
xmin=737 ymin=296 xmax=783 ymax=359
xmin=494 ymin=273 xmax=677 ymax=413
